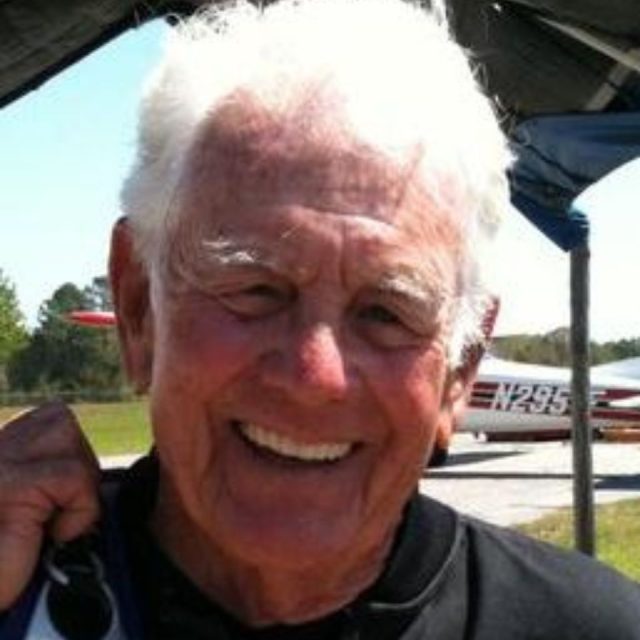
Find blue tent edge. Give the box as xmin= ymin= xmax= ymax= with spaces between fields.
xmin=510 ymin=190 xmax=589 ymax=252
xmin=508 ymin=111 xmax=640 ymax=252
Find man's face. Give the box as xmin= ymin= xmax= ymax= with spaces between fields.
xmin=135 ymin=103 xmax=469 ymax=569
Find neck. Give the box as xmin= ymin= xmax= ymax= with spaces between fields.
xmin=150 ymin=482 xmax=395 ymax=627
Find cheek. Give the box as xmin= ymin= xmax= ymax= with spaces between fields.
xmin=355 ymin=347 xmax=448 ymax=527
xmin=148 ymin=298 xmax=277 ymax=483
xmin=153 ymin=296 xmax=273 ymax=395
xmin=363 ymin=346 xmax=448 ymax=445
xmin=358 ymin=348 xmax=446 ymax=504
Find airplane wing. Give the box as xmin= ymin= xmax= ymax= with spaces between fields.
xmin=609 ymin=395 xmax=640 ymax=409
xmin=591 ymin=358 xmax=640 ymax=380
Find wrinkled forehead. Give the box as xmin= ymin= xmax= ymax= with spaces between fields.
xmin=173 ymin=95 xmax=463 ymax=233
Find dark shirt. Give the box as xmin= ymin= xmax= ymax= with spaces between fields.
xmin=116 ymin=455 xmax=640 ymax=639
xmin=117 ymin=454 xmax=459 ymax=639
xmin=3 ymin=454 xmax=640 ymax=639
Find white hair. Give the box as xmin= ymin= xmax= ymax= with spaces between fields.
xmin=121 ymin=0 xmax=512 ymax=364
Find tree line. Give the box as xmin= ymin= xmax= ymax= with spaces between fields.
xmin=492 ymin=327 xmax=640 ymax=367
xmin=0 ymin=269 xmax=125 ymax=400
xmin=1 ymin=268 xmax=639 ymax=401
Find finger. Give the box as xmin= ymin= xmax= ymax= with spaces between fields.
xmin=47 ymin=470 xmax=102 ymax=542
xmin=0 ymin=402 xmax=101 ymax=486
xmin=11 ymin=457 xmax=101 ymax=537
xmin=0 ymin=511 xmax=44 ymax=610
xmin=0 ymin=400 xmax=79 ymax=460
xmin=0 ymin=404 xmax=101 ymax=540
xmin=0 ymin=458 xmax=101 ymax=609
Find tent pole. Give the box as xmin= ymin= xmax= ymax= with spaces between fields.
xmin=570 ymin=242 xmax=595 ymax=556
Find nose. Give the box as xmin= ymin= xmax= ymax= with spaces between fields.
xmin=261 ymin=322 xmax=350 ymax=405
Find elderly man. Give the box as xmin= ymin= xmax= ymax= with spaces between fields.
xmin=1 ymin=0 xmax=639 ymax=638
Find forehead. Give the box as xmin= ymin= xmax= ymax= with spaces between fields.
xmin=182 ymin=99 xmax=454 ymax=212
xmin=170 ymin=98 xmax=465 ymax=264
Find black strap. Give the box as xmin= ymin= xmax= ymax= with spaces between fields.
xmin=45 ymin=537 xmax=115 ymax=640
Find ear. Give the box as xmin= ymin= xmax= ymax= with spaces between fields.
xmin=109 ymin=218 xmax=154 ymax=393
xmin=436 ymin=297 xmax=500 ymax=444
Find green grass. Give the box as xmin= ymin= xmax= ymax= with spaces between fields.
xmin=519 ymin=499 xmax=640 ymax=581
xmin=0 ymin=401 xmax=152 ymax=457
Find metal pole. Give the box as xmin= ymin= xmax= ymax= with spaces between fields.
xmin=570 ymin=242 xmax=595 ymax=556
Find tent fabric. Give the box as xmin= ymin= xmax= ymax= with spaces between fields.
xmin=0 ymin=1 xmax=201 ymax=108
xmin=501 ymin=0 xmax=640 ymax=38
xmin=2 ymin=0 xmax=640 ymax=116
xmin=509 ymin=112 xmax=640 ymax=250
xmin=447 ymin=1 xmax=617 ymax=118
xmin=510 ymin=191 xmax=589 ymax=252
xmin=446 ymin=0 xmax=640 ymax=249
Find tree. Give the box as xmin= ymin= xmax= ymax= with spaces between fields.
xmin=8 ymin=280 xmax=124 ymax=394
xmin=0 ymin=270 xmax=28 ymax=391
xmin=492 ymin=329 xmax=640 ymax=367
xmin=83 ymin=275 xmax=113 ymax=311
xmin=493 ymin=329 xmax=571 ymax=367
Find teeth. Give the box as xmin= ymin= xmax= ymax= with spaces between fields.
xmin=238 ymin=423 xmax=352 ymax=462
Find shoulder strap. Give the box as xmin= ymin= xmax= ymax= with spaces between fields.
xmin=98 ymin=475 xmax=145 ymax=640
xmin=0 ymin=470 xmax=144 ymax=640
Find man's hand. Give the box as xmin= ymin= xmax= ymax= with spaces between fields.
xmin=0 ymin=400 xmax=101 ymax=610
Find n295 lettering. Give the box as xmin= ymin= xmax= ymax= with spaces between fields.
xmin=490 ymin=383 xmax=569 ymax=416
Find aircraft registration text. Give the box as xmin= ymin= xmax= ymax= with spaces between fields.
xmin=490 ymin=383 xmax=570 ymax=415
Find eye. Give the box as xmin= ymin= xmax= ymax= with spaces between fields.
xmin=357 ymin=304 xmax=402 ymax=325
xmin=244 ymin=284 xmax=282 ymax=298
xmin=355 ymin=302 xmax=420 ymax=348
xmin=218 ymin=282 xmax=293 ymax=318
xmin=354 ymin=295 xmax=436 ymax=349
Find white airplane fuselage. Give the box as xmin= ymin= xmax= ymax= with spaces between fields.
xmin=461 ymin=357 xmax=640 ymax=435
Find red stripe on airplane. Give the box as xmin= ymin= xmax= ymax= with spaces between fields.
xmin=596 ymin=389 xmax=640 ymax=401
xmin=469 ymin=399 xmax=492 ymax=409
xmin=592 ymin=408 xmax=640 ymax=422
xmin=473 ymin=382 xmax=499 ymax=391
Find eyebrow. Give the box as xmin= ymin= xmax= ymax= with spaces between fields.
xmin=374 ymin=272 xmax=446 ymax=308
xmin=199 ymin=238 xmax=448 ymax=310
xmin=200 ymin=238 xmax=280 ymax=270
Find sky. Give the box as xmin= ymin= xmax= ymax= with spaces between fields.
xmin=0 ymin=20 xmax=638 ymax=342
xmin=0 ymin=20 xmax=167 ymax=326
xmin=492 ymin=158 xmax=640 ymax=341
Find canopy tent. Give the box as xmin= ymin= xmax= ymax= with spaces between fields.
xmin=1 ymin=0 xmax=639 ymax=553
xmin=3 ymin=1 xmax=640 ymax=111
xmin=511 ymin=112 xmax=640 ymax=250
xmin=447 ymin=1 xmax=640 ymax=554
xmin=445 ymin=0 xmax=640 ymax=250
xmin=2 ymin=0 xmax=640 ymax=241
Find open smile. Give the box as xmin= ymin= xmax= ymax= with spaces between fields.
xmin=232 ymin=420 xmax=356 ymax=463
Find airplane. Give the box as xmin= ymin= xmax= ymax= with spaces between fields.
xmin=421 ymin=354 xmax=640 ymax=465
xmin=464 ymin=354 xmax=640 ymax=435
xmin=67 ymin=311 xmax=640 ymax=461
xmin=67 ymin=310 xmax=117 ymax=327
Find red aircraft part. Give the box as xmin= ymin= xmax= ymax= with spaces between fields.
xmin=67 ymin=311 xmax=117 ymax=327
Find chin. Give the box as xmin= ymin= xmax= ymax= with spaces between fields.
xmin=211 ymin=500 xmax=365 ymax=570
